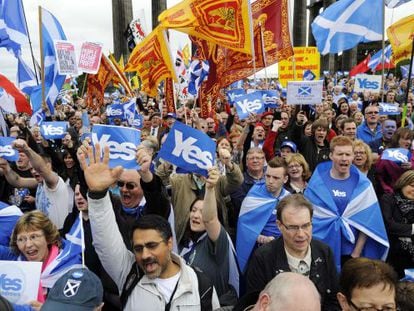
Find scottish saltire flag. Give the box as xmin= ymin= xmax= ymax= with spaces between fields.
xmin=30 ymin=7 xmax=67 ymax=114
xmin=17 ymin=54 xmax=38 ymax=95
xmin=29 ymin=109 xmax=45 ymax=127
xmin=303 ymin=69 xmax=316 ymax=81
xmin=381 ymin=148 xmax=411 ymax=164
xmin=400 ymin=64 xmax=414 ymax=78
xmin=0 ymin=137 xmax=19 ymax=161
xmin=304 ymin=161 xmax=389 ymax=270
xmin=91 ymin=124 xmax=141 ymax=170
xmin=236 ymin=182 xmax=290 ymax=272
xmin=234 ymin=92 xmax=265 ymax=120
xmin=0 ymin=0 xmax=29 ymax=56
xmin=0 ymin=202 xmax=22 ymax=246
xmin=311 ymin=0 xmax=383 ymax=55
xmin=188 ymin=59 xmax=209 ymax=96
xmin=65 ymin=214 xmax=84 ymax=254
xmin=158 ymin=121 xmax=215 ymax=176
xmin=385 ymin=0 xmax=413 ymax=8
xmin=368 ymin=45 xmax=392 ymax=71
xmin=123 ymin=98 xmax=136 ymax=126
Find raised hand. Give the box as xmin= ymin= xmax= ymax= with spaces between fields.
xmin=78 ymin=143 xmax=123 ymax=192
xmin=205 ymin=167 xmax=220 ymax=189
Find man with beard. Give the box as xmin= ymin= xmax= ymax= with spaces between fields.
xmin=79 ymin=144 xmax=220 ymax=310
xmin=0 ymin=139 xmax=69 ymax=229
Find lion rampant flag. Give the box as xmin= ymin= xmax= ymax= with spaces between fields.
xmin=387 ymin=14 xmax=414 ymax=63
xmin=158 ymin=0 xmax=253 ymax=55
xmin=125 ymin=26 xmax=177 ymax=97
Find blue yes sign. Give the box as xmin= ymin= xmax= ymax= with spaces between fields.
xmin=91 ymin=124 xmax=141 ymax=169
xmin=158 ymin=121 xmax=215 ymax=176
xmin=354 ymin=74 xmax=381 ymax=93
xmin=234 ymin=92 xmax=265 ymax=120
xmin=0 ymin=137 xmax=18 ymax=161
xmin=40 ymin=122 xmax=68 ymax=139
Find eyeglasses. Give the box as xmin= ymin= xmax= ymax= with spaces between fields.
xmin=247 ymin=156 xmax=265 ymax=161
xmin=280 ymin=221 xmax=312 ymax=232
xmin=366 ymin=111 xmax=379 ymax=115
xmin=16 ymin=233 xmax=45 ymax=245
xmin=133 ymin=240 xmax=165 ymax=254
xmin=348 ymin=298 xmax=397 ymax=311
xmin=354 ymin=151 xmax=366 ymax=156
xmin=117 ymin=181 xmax=137 ymax=190
xmin=288 ymin=164 xmax=302 ymax=169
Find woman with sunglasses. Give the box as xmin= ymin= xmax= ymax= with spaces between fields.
xmin=179 ymin=167 xmax=239 ymax=307
xmin=337 ymin=258 xmax=398 ymax=311
xmin=0 ymin=210 xmax=82 ymax=309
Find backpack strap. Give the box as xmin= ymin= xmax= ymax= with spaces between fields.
xmin=120 ymin=262 xmax=144 ymax=309
xmin=192 ymin=266 xmax=214 ymax=311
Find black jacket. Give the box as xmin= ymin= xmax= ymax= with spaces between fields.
xmin=246 ymin=237 xmax=340 ymax=311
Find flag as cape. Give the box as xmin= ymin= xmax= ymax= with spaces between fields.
xmin=0 ymin=202 xmax=22 ymax=247
xmin=304 ymin=161 xmax=389 ymax=271
xmin=125 ymin=26 xmax=177 ymax=97
xmin=236 ymin=182 xmax=290 ymax=272
xmin=158 ymin=0 xmax=253 ymax=55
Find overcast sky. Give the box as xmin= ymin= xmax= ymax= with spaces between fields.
xmin=1 ymin=0 xmax=413 ymax=83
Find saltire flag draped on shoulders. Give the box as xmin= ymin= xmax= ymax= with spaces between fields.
xmin=385 ymin=0 xmax=414 ymax=8
xmin=158 ymin=0 xmax=253 ymax=55
xmin=311 ymin=0 xmax=383 ymax=55
xmin=0 ymin=72 xmax=32 ymax=114
xmin=236 ymin=182 xmax=290 ymax=272
xmin=125 ymin=26 xmax=177 ymax=97
xmin=0 ymin=0 xmax=29 ymax=56
xmin=30 ymin=7 xmax=67 ymax=115
xmin=0 ymin=201 xmax=22 ymax=247
xmin=17 ymin=54 xmax=39 ymax=95
xmin=387 ymin=14 xmax=414 ymax=63
xmin=349 ymin=54 xmax=371 ymax=77
xmin=304 ymin=161 xmax=389 ymax=271
xmin=86 ymin=54 xmax=115 ymax=110
xmin=367 ymin=45 xmax=394 ymax=71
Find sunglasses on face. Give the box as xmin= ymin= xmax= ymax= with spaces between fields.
xmin=117 ymin=181 xmax=137 ymax=190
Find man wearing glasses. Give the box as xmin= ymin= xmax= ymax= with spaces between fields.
xmin=245 ymin=194 xmax=340 ymax=311
xmin=356 ymin=105 xmax=382 ymax=144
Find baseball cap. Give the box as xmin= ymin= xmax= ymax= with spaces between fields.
xmin=41 ymin=268 xmax=103 ymax=311
xmin=163 ymin=112 xmax=177 ymax=119
xmin=280 ymin=141 xmax=297 ymax=153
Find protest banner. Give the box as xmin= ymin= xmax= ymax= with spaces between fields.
xmin=91 ymin=125 xmax=141 ymax=170
xmin=0 ymin=137 xmax=18 ymax=161
xmin=354 ymin=74 xmax=382 ymax=93
xmin=381 ymin=148 xmax=411 ymax=164
xmin=287 ymin=80 xmax=323 ymax=105
xmin=78 ymin=42 xmax=103 ymax=74
xmin=40 ymin=122 xmax=68 ymax=140
xmin=54 ymin=40 xmax=77 ymax=75
xmin=0 ymin=261 xmax=42 ymax=304
xmin=379 ymin=102 xmax=400 ymax=115
xmin=234 ymin=92 xmax=265 ymax=119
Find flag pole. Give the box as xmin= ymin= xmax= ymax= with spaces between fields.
xmin=380 ymin=0 xmax=386 ymax=103
xmin=259 ymin=23 xmax=269 ymax=87
xmin=38 ymin=6 xmax=45 ymax=107
xmin=79 ymin=213 xmax=85 ymax=268
xmin=248 ymin=2 xmax=257 ymax=87
xmin=21 ymin=0 xmax=39 ymax=85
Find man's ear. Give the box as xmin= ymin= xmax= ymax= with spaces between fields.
xmin=337 ymin=292 xmax=350 ymax=311
xmin=256 ymin=292 xmax=271 ymax=310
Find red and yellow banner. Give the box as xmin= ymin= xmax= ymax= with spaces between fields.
xmin=108 ymin=53 xmax=133 ymax=96
xmin=125 ymin=26 xmax=177 ymax=97
xmin=164 ymin=78 xmax=175 ymax=113
xmin=158 ymin=0 xmax=253 ymax=55
xmin=387 ymin=14 xmax=414 ymax=63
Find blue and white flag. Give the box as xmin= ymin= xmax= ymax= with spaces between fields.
xmin=91 ymin=124 xmax=141 ymax=170
xmin=379 ymin=102 xmax=400 ymax=116
xmin=65 ymin=214 xmax=84 ymax=254
xmin=0 ymin=202 xmax=22 ymax=246
xmin=368 ymin=45 xmax=392 ymax=71
xmin=385 ymin=0 xmax=413 ymax=8
xmin=400 ymin=64 xmax=414 ymax=79
xmin=236 ymin=182 xmax=290 ymax=272
xmin=0 ymin=0 xmax=29 ymax=56
xmin=226 ymin=89 xmax=245 ymax=105
xmin=303 ymin=69 xmax=316 ymax=81
xmin=131 ymin=111 xmax=143 ymax=129
xmin=403 ymin=269 xmax=414 ymax=281
xmin=304 ymin=161 xmax=389 ymax=271
xmin=106 ymin=103 xmax=125 ymax=120
xmin=188 ymin=59 xmax=209 ymax=96
xmin=29 ymin=108 xmax=45 ymax=127
xmin=0 ymin=136 xmax=18 ymax=161
xmin=261 ymin=90 xmax=280 ymax=108
xmin=17 ymin=54 xmax=38 ymax=95
xmin=123 ymin=98 xmax=136 ymax=125
xmin=311 ymin=0 xmax=382 ymax=55
xmin=40 ymin=121 xmax=68 ymax=140
xmin=30 ymin=8 xmax=67 ymax=114
xmin=234 ymin=92 xmax=265 ymax=120
xmin=158 ymin=121 xmax=215 ymax=176
xmin=381 ymin=148 xmax=411 ymax=164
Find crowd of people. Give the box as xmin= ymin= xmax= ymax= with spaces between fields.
xmin=0 ymin=71 xmax=413 ymax=310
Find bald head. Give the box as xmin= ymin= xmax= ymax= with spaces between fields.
xmin=253 ymin=272 xmax=321 ymax=311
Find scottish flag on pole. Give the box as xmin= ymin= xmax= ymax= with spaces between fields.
xmin=188 ymin=59 xmax=209 ymax=96
xmin=368 ymin=45 xmax=393 ymax=71
xmin=0 ymin=202 xmax=22 ymax=246
xmin=304 ymin=161 xmax=389 ymax=270
xmin=236 ymin=182 xmax=290 ymax=272
xmin=30 ymin=7 xmax=67 ymax=114
xmin=311 ymin=0 xmax=383 ymax=55
xmin=0 ymin=0 xmax=29 ymax=56
xmin=17 ymin=54 xmax=38 ymax=95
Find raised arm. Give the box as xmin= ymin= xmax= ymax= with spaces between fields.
xmin=203 ymin=167 xmax=221 ymax=242
xmin=0 ymin=157 xmax=37 ymax=189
